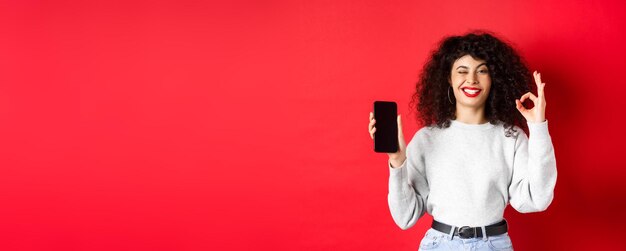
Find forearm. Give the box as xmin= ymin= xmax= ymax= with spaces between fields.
xmin=510 ymin=120 xmax=558 ymax=213
xmin=387 ymin=159 xmax=424 ymax=229
xmin=527 ymin=120 xmax=557 ymax=207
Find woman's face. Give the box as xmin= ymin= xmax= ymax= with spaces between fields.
xmin=449 ymin=54 xmax=492 ymax=109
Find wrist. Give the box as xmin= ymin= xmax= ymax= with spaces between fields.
xmin=389 ymin=157 xmax=406 ymax=168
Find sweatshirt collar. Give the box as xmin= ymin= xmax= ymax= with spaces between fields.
xmin=450 ymin=119 xmax=496 ymax=130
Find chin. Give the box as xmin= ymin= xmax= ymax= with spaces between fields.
xmin=458 ymin=99 xmax=487 ymax=108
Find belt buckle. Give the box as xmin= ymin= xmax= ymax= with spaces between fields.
xmin=458 ymin=226 xmax=474 ymax=239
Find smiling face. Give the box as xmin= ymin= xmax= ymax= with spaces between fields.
xmin=449 ymin=54 xmax=492 ymax=109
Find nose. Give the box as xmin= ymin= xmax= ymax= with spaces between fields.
xmin=465 ymin=74 xmax=478 ymax=84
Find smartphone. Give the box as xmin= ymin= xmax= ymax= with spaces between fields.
xmin=373 ymin=101 xmax=398 ymax=153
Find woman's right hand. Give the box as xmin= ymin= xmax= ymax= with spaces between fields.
xmin=369 ymin=112 xmax=407 ymax=168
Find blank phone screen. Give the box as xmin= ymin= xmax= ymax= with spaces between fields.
xmin=373 ymin=101 xmax=398 ymax=153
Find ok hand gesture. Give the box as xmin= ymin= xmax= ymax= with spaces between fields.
xmin=515 ymin=70 xmax=547 ymax=123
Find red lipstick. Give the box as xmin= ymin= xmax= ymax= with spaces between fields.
xmin=461 ymin=87 xmax=481 ymax=98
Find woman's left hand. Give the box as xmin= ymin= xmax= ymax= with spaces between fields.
xmin=516 ymin=70 xmax=546 ymax=123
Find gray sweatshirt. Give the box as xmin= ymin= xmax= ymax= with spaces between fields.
xmin=387 ymin=119 xmax=557 ymax=229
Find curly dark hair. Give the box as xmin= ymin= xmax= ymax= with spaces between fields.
xmin=410 ymin=31 xmax=532 ymax=137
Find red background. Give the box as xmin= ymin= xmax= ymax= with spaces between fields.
xmin=1 ymin=0 xmax=625 ymax=250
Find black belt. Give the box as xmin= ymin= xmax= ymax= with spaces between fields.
xmin=432 ymin=219 xmax=508 ymax=239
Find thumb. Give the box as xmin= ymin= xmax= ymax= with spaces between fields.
xmin=515 ymin=99 xmax=528 ymax=113
xmin=397 ymin=114 xmax=406 ymax=146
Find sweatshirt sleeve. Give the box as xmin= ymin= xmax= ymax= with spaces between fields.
xmin=508 ymin=120 xmax=558 ymax=213
xmin=387 ymin=131 xmax=430 ymax=230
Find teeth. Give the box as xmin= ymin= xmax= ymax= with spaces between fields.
xmin=463 ymin=89 xmax=480 ymax=94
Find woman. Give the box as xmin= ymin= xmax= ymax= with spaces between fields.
xmin=368 ymin=31 xmax=557 ymax=250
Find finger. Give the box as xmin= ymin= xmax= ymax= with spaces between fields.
xmin=528 ymin=92 xmax=538 ymax=102
xmin=369 ymin=118 xmax=376 ymax=129
xmin=534 ymin=71 xmax=543 ymax=91
xmin=370 ymin=127 xmax=376 ymax=139
xmin=369 ymin=121 xmax=376 ymax=134
xmin=535 ymin=71 xmax=546 ymax=97
xmin=515 ymin=99 xmax=528 ymax=113
xmin=369 ymin=112 xmax=373 ymax=121
xmin=533 ymin=71 xmax=541 ymax=87
xmin=519 ymin=92 xmax=530 ymax=103
xmin=519 ymin=92 xmax=538 ymax=103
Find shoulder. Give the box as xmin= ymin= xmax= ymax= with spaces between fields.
xmin=414 ymin=123 xmax=442 ymax=139
xmin=407 ymin=124 xmax=442 ymax=148
xmin=415 ymin=124 xmax=437 ymax=137
xmin=496 ymin=122 xmax=528 ymax=145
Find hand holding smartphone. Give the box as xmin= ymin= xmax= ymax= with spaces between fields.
xmin=369 ymin=101 xmax=407 ymax=167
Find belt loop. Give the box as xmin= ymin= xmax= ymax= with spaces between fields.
xmin=481 ymin=226 xmax=487 ymax=241
xmin=448 ymin=225 xmax=455 ymax=240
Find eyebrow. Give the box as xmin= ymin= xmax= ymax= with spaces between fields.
xmin=456 ymin=63 xmax=488 ymax=70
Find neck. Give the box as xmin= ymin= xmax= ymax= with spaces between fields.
xmin=454 ymin=104 xmax=488 ymax=124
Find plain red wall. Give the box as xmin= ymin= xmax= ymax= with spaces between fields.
xmin=1 ymin=0 xmax=625 ymax=250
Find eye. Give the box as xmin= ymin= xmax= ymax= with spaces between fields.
xmin=478 ymin=69 xmax=489 ymax=74
xmin=458 ymin=71 xmax=468 ymax=74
